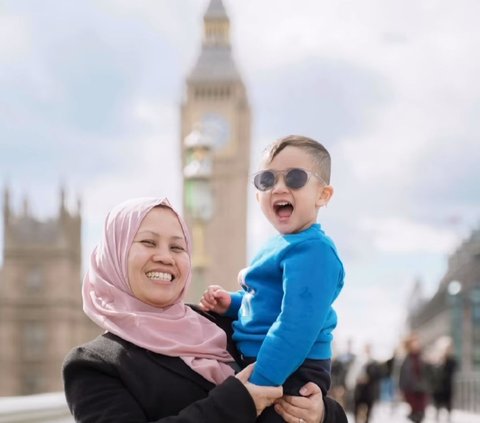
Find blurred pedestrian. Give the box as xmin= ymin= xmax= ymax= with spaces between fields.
xmin=331 ymin=338 xmax=356 ymax=409
xmin=431 ymin=337 xmax=457 ymax=422
xmin=399 ymin=333 xmax=431 ymax=423
xmin=347 ymin=343 xmax=382 ymax=423
xmin=379 ymin=353 xmax=396 ymax=404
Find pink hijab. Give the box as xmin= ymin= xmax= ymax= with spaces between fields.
xmin=82 ymin=197 xmax=234 ymax=384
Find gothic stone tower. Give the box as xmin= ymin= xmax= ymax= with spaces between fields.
xmin=0 ymin=187 xmax=99 ymax=395
xmin=181 ymin=0 xmax=251 ymax=301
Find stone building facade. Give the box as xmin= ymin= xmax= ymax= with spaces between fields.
xmin=407 ymin=226 xmax=480 ymax=372
xmin=0 ymin=188 xmax=99 ymax=395
xmin=181 ymin=0 xmax=251 ymax=301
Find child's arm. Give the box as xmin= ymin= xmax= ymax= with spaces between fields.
xmin=200 ymin=268 xmax=249 ymax=316
xmin=250 ymin=239 xmax=344 ymax=387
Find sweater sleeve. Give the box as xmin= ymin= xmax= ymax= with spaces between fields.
xmin=63 ymin=346 xmax=256 ymax=423
xmin=250 ymin=239 xmax=344 ymax=386
xmin=224 ymin=290 xmax=245 ymax=318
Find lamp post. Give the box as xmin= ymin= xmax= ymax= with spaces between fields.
xmin=447 ymin=279 xmax=475 ymax=374
xmin=183 ymin=126 xmax=214 ymax=299
xmin=447 ymin=280 xmax=463 ymax=365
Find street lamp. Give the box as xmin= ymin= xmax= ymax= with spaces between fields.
xmin=448 ymin=280 xmax=462 ymax=296
xmin=183 ymin=126 xmax=214 ymax=296
xmin=447 ymin=280 xmax=463 ymax=367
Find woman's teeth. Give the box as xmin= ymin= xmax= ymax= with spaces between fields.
xmin=146 ymin=272 xmax=173 ymax=281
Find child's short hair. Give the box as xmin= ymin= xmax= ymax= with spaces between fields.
xmin=264 ymin=135 xmax=331 ymax=184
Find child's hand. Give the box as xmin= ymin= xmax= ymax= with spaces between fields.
xmin=199 ymin=285 xmax=231 ymax=314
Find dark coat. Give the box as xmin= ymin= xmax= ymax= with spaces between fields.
xmin=398 ymin=353 xmax=432 ymax=395
xmin=63 ymin=306 xmax=346 ymax=422
xmin=432 ymin=356 xmax=457 ymax=409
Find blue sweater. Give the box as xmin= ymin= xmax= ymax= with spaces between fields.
xmin=226 ymin=224 xmax=344 ymax=387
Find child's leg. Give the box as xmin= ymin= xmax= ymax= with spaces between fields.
xmin=256 ymin=359 xmax=332 ymax=423
xmin=283 ymin=359 xmax=331 ymax=397
xmin=256 ymin=406 xmax=285 ymax=423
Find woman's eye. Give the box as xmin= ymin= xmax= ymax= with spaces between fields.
xmin=171 ymin=245 xmax=185 ymax=252
xmin=141 ymin=240 xmax=156 ymax=247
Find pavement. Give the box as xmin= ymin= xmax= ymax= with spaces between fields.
xmin=347 ymin=401 xmax=479 ymax=423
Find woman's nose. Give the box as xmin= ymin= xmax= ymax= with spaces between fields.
xmin=152 ymin=248 xmax=174 ymax=264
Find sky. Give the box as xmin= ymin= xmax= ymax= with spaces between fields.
xmin=1 ymin=0 xmax=479 ymax=359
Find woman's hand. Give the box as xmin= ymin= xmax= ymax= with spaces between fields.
xmin=274 ymin=382 xmax=325 ymax=423
xmin=235 ymin=364 xmax=283 ymax=416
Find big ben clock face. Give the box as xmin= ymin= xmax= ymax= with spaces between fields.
xmin=201 ymin=113 xmax=230 ymax=151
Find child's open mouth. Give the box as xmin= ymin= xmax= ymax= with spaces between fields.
xmin=274 ymin=201 xmax=294 ymax=218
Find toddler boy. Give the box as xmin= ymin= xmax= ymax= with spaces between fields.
xmin=201 ymin=135 xmax=345 ymax=420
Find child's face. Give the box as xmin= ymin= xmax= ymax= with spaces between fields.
xmin=256 ymin=146 xmax=332 ymax=234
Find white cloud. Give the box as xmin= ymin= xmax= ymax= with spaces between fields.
xmin=335 ymin=279 xmax=411 ymax=359
xmin=0 ymin=15 xmax=31 ymax=62
xmin=97 ymin=0 xmax=203 ymax=69
xmin=360 ymin=216 xmax=459 ymax=254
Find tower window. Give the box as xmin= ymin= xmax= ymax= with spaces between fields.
xmin=22 ymin=367 xmax=43 ymax=395
xmin=22 ymin=321 xmax=46 ymax=359
xmin=25 ymin=265 xmax=43 ymax=291
xmin=194 ymin=86 xmax=231 ymax=99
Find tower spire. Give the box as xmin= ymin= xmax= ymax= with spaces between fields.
xmin=59 ymin=184 xmax=67 ymax=218
xmin=189 ymin=0 xmax=239 ymax=83
xmin=3 ymin=183 xmax=10 ymax=225
xmin=76 ymin=193 xmax=82 ymax=216
xmin=205 ymin=0 xmax=227 ymax=18
xmin=203 ymin=0 xmax=230 ymax=47
xmin=22 ymin=193 xmax=29 ymax=217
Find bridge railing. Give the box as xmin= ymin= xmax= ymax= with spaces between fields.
xmin=454 ymin=371 xmax=480 ymax=413
xmin=1 ymin=385 xmax=479 ymax=422
xmin=0 ymin=392 xmax=72 ymax=423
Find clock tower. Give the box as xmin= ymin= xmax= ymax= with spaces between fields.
xmin=181 ymin=0 xmax=251 ymax=300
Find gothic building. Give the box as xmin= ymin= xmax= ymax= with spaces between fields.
xmin=181 ymin=0 xmax=251 ymax=300
xmin=0 ymin=187 xmax=99 ymax=395
xmin=407 ymin=226 xmax=480 ymax=372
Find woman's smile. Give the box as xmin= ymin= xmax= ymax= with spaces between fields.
xmin=128 ymin=207 xmax=190 ymax=308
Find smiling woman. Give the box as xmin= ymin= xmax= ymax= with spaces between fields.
xmin=62 ymin=197 xmax=344 ymax=422
xmin=127 ymin=206 xmax=190 ymax=308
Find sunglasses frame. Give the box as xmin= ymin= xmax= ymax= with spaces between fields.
xmin=252 ymin=168 xmax=325 ymax=191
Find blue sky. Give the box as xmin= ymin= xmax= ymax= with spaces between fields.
xmin=1 ymin=0 xmax=479 ymax=358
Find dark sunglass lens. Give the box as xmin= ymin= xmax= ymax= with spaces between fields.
xmin=254 ymin=171 xmax=276 ymax=191
xmin=285 ymin=169 xmax=308 ymax=189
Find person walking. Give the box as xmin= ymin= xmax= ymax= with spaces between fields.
xmin=399 ymin=333 xmax=431 ymax=423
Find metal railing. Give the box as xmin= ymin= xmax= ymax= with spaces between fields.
xmin=454 ymin=371 xmax=480 ymax=413
xmin=0 ymin=392 xmax=72 ymax=423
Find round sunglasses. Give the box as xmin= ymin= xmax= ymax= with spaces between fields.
xmin=253 ymin=168 xmax=324 ymax=191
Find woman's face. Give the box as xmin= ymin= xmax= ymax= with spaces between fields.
xmin=127 ymin=207 xmax=190 ymax=308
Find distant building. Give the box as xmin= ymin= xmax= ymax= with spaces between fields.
xmin=0 ymin=187 xmax=99 ymax=395
xmin=181 ymin=0 xmax=251 ymax=301
xmin=407 ymin=226 xmax=480 ymax=372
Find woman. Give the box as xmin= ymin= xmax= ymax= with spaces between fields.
xmin=399 ymin=333 xmax=431 ymax=423
xmin=63 ymin=197 xmax=347 ymax=422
